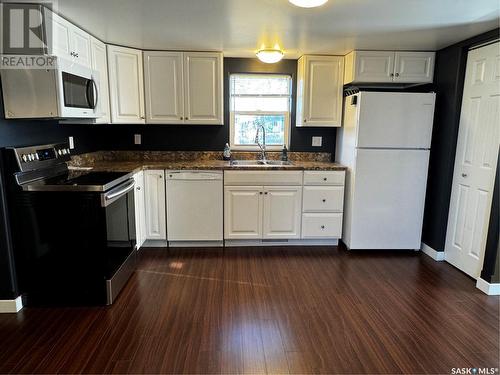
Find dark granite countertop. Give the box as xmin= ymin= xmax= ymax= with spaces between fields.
xmin=68 ymin=151 xmax=347 ymax=173
xmin=69 ymin=160 xmax=347 ymax=173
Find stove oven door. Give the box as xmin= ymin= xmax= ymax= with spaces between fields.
xmin=102 ymin=179 xmax=137 ymax=304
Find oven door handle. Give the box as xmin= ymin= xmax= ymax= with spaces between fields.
xmin=104 ymin=179 xmax=135 ymax=202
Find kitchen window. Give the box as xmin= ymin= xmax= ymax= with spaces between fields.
xmin=229 ymin=74 xmax=292 ymax=150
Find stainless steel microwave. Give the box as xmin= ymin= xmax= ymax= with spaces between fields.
xmin=1 ymin=56 xmax=101 ymax=119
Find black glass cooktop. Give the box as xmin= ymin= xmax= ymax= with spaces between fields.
xmin=62 ymin=172 xmax=129 ymax=186
xmin=24 ymin=171 xmax=133 ymax=192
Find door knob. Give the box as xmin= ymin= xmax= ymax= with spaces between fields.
xmin=322 ymin=199 xmax=326 ymax=202
xmin=462 ymin=173 xmax=468 ymax=178
xmin=395 ymin=72 xmax=400 ymax=77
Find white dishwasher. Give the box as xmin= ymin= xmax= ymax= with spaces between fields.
xmin=166 ymin=171 xmax=223 ymax=242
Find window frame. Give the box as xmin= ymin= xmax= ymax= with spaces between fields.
xmin=229 ymin=73 xmax=292 ymax=151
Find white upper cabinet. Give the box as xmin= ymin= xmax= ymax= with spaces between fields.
xmin=43 ymin=7 xmax=91 ymax=67
xmin=183 ymin=52 xmax=223 ymax=125
xmin=144 ymin=51 xmax=184 ymax=124
xmin=344 ymin=50 xmax=435 ymax=84
xmin=296 ymin=55 xmax=344 ymax=127
xmin=107 ymin=45 xmax=145 ymax=124
xmin=393 ymin=52 xmax=435 ymax=83
xmin=344 ymin=51 xmax=395 ymax=83
xmin=143 ymin=51 xmax=223 ymax=125
xmin=90 ymin=37 xmax=111 ymax=123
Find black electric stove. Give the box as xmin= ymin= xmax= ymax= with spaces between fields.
xmin=2 ymin=142 xmax=137 ymax=307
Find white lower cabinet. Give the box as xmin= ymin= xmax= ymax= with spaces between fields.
xmin=224 ymin=186 xmax=263 ymax=240
xmin=263 ymin=187 xmax=302 ymax=239
xmin=134 ymin=171 xmax=146 ymax=248
xmin=144 ymin=170 xmax=166 ymax=240
xmin=301 ymin=171 xmax=345 ymax=239
xmin=302 ymin=213 xmax=343 ymax=238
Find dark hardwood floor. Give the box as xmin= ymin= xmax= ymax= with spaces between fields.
xmin=0 ymin=246 xmax=498 ymax=374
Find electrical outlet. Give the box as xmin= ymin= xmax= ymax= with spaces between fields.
xmin=69 ymin=136 xmax=75 ymax=149
xmin=312 ymin=136 xmax=322 ymax=147
xmin=134 ymin=134 xmax=142 ymax=145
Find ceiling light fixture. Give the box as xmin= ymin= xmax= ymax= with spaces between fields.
xmin=289 ymin=0 xmax=328 ymax=8
xmin=256 ymin=48 xmax=284 ymax=64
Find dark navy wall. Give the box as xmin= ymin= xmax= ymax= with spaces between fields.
xmin=0 ymin=58 xmax=336 ymax=155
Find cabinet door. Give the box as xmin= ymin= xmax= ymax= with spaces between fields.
xmin=71 ymin=26 xmax=92 ymax=67
xmin=353 ymin=51 xmax=395 ymax=83
xmin=43 ymin=8 xmax=72 ymax=60
xmin=224 ymin=186 xmax=263 ymax=239
xmin=90 ymin=37 xmax=111 ymax=123
xmin=144 ymin=51 xmax=184 ymax=124
xmin=144 ymin=170 xmax=166 ymax=240
xmin=297 ymin=55 xmax=344 ymax=127
xmin=183 ymin=52 xmax=223 ymax=125
xmin=394 ymin=52 xmax=435 ymax=83
xmin=107 ymin=45 xmax=145 ymax=124
xmin=263 ymin=186 xmax=302 ymax=239
xmin=134 ymin=171 xmax=146 ymax=248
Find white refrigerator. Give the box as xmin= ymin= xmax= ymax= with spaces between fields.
xmin=336 ymin=91 xmax=436 ymax=250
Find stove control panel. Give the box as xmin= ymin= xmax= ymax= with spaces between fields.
xmin=13 ymin=142 xmax=71 ymax=172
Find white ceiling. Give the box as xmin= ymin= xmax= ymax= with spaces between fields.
xmin=54 ymin=0 xmax=499 ymax=58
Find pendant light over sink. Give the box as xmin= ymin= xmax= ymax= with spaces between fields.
xmin=289 ymin=0 xmax=328 ymax=7
xmin=256 ymin=45 xmax=284 ymax=64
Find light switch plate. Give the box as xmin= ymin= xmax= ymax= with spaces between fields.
xmin=312 ymin=136 xmax=322 ymax=147
xmin=134 ymin=134 xmax=142 ymax=145
xmin=68 ymin=136 xmax=75 ymax=149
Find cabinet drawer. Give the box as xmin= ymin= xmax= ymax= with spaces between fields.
xmin=303 ymin=186 xmax=344 ymax=212
xmin=302 ymin=213 xmax=342 ymax=238
xmin=303 ymin=171 xmax=345 ymax=185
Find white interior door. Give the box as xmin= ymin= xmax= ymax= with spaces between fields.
xmin=445 ymin=42 xmax=500 ymax=278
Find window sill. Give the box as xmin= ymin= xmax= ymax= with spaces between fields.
xmin=230 ymin=146 xmax=286 ymax=152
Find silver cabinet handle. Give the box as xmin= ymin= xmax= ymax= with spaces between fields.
xmin=321 ymin=225 xmax=325 ymax=229
xmin=462 ymin=173 xmax=468 ymax=177
xmin=395 ymin=73 xmax=400 ymax=77
xmin=323 ymin=177 xmax=327 ymax=181
xmin=259 ymin=191 xmax=263 ymax=195
xmin=136 ymin=186 xmax=141 ymax=190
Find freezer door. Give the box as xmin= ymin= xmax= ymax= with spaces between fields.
xmin=356 ymin=92 xmax=436 ymax=149
xmin=346 ymin=149 xmax=430 ymax=250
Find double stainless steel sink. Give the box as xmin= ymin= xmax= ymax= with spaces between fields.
xmin=229 ymin=160 xmax=294 ymax=167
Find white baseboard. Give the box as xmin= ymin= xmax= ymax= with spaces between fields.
xmin=0 ymin=296 xmax=23 ymax=313
xmin=476 ymin=278 xmax=500 ymax=296
xmin=421 ymin=243 xmax=445 ymax=261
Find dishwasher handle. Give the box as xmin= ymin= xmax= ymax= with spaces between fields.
xmin=167 ymin=171 xmax=223 ymax=180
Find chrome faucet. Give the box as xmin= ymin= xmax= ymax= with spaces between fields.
xmin=255 ymin=124 xmax=267 ymax=163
